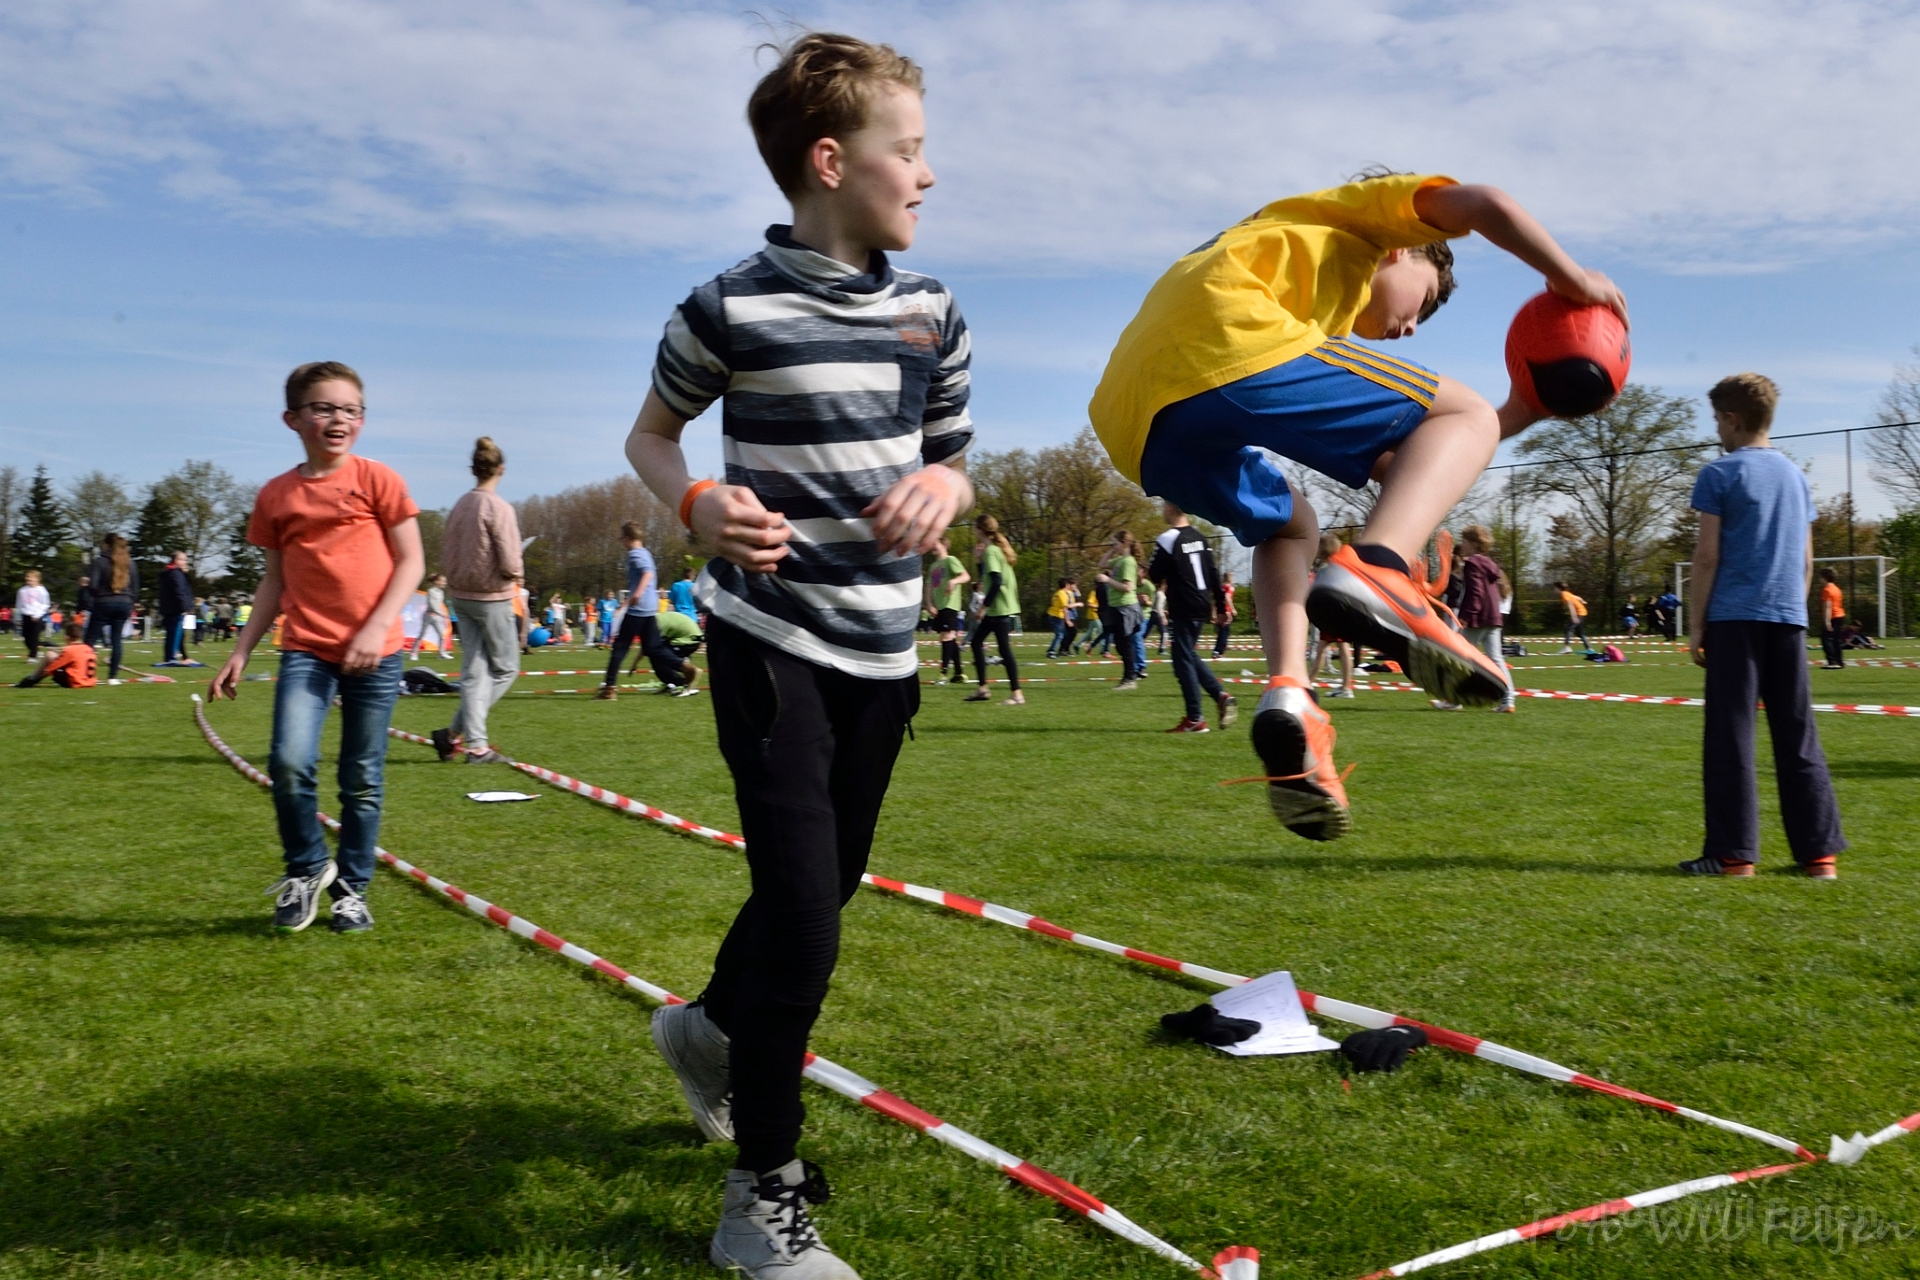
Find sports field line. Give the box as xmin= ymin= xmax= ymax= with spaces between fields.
xmin=190 ymin=698 xmax=1246 ymax=1279
xmin=1352 ymin=1159 xmax=1806 ymax=1278
xmin=389 ymin=727 xmax=1815 ymax=1162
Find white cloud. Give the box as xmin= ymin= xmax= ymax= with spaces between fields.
xmin=5 ymin=0 xmax=1920 ymax=272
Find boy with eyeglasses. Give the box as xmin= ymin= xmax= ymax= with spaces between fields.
xmin=211 ymin=362 xmax=424 ymax=935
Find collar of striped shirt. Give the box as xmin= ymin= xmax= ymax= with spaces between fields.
xmin=763 ymin=224 xmax=893 ymax=296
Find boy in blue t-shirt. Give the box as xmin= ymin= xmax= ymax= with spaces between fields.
xmin=596 ymin=522 xmax=688 ymax=698
xmin=1681 ymin=373 xmax=1844 ymax=879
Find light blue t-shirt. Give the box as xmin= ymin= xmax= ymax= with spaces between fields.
xmin=1690 ymin=447 xmax=1813 ymax=626
xmin=625 ymin=546 xmax=659 ymax=616
xmin=669 ymin=578 xmax=698 ymax=617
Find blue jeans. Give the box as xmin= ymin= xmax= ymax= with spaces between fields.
xmin=1047 ymin=616 xmax=1069 ymax=656
xmin=269 ymin=650 xmax=402 ymax=893
xmin=163 ymin=614 xmax=186 ymax=662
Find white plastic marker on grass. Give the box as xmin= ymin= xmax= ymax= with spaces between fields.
xmin=1828 ymin=1110 xmax=1920 ymax=1165
xmin=392 ymin=730 xmax=1814 ymax=1161
xmin=1352 ymin=1159 xmax=1804 ymax=1278
xmin=198 ymin=701 xmax=1248 ymax=1279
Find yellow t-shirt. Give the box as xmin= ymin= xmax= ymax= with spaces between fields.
xmin=1048 ymin=587 xmax=1072 ymax=619
xmin=1561 ymin=591 xmax=1588 ymax=618
xmin=1089 ymin=173 xmax=1461 ymax=482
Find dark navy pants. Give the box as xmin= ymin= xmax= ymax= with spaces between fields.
xmin=1701 ymin=621 xmax=1846 ymax=865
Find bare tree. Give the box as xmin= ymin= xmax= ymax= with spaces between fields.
xmin=65 ymin=471 xmax=138 ymax=549
xmin=1514 ymin=384 xmax=1711 ymax=624
xmin=1865 ymin=348 xmax=1920 ymax=510
xmin=516 ymin=475 xmax=688 ymax=599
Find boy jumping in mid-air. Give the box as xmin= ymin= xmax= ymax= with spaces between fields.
xmin=1090 ymin=171 xmax=1626 ymax=839
xmin=621 ymin=33 xmax=973 ymax=1279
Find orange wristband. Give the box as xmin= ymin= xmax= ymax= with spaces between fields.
xmin=679 ymin=479 xmax=717 ymax=529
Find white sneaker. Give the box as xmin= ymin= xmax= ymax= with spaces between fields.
xmin=1327 ymin=687 xmax=1357 ymax=699
xmin=711 ymin=1160 xmax=860 ymax=1279
xmin=651 ymin=1002 xmax=732 ymax=1141
xmin=1429 ymin=699 xmax=1464 ymax=711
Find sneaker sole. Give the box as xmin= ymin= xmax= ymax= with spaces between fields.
xmin=1249 ymin=709 xmax=1350 ymax=841
xmin=274 ymin=861 xmax=338 ymax=933
xmin=1307 ymin=567 xmax=1506 ymax=707
xmin=650 ymin=1007 xmax=733 ymax=1142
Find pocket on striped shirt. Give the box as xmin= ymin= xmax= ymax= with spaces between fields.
xmin=893 ymin=349 xmax=941 ymax=431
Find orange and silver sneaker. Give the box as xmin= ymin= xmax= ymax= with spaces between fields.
xmin=1307 ymin=543 xmax=1511 ymax=708
xmin=1249 ymin=675 xmax=1350 ymax=841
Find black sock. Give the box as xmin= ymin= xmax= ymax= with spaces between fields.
xmin=1354 ymin=543 xmax=1410 ymax=575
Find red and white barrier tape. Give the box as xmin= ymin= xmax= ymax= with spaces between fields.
xmin=1828 ymin=1109 xmax=1920 ymax=1165
xmin=1216 ymin=677 xmax=1920 ymax=719
xmin=1354 ymin=1160 xmax=1803 ymax=1278
xmin=192 ymin=703 xmax=1237 ymax=1276
xmin=394 ymin=729 xmax=1811 ymax=1160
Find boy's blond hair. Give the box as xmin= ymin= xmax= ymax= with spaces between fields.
xmin=748 ymin=33 xmax=924 ymax=196
xmin=1459 ymin=524 xmax=1492 ymax=553
xmin=285 ymin=361 xmax=363 ymax=411
xmin=1708 ymin=373 xmax=1779 ymax=435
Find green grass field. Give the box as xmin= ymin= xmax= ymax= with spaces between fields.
xmin=3 ymin=632 xmax=1918 ymax=1279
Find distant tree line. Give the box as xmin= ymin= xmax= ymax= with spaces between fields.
xmin=0 ymin=461 xmax=261 ymax=608
xmin=12 ymin=355 xmax=1920 ymax=633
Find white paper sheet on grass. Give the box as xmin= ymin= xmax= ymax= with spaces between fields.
xmin=1209 ymin=970 xmax=1341 ymax=1057
xmin=466 ymin=791 xmax=539 ymax=803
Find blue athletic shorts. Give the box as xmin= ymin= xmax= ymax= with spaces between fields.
xmin=1140 ymin=338 xmax=1438 ymax=546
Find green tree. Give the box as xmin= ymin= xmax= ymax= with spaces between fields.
xmin=147 ymin=461 xmax=245 ymax=572
xmin=132 ymin=488 xmax=189 ymax=596
xmin=215 ymin=483 xmax=265 ymax=595
xmin=1864 ymin=348 xmax=1920 ymax=508
xmin=1515 ymin=385 xmax=1711 ymax=626
xmin=10 ymin=465 xmax=68 ymax=576
xmin=65 ymin=471 xmax=138 ymax=549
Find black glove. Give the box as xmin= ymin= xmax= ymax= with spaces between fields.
xmin=1160 ymin=1003 xmax=1261 ymax=1047
xmin=1340 ymin=1025 xmax=1429 ymax=1073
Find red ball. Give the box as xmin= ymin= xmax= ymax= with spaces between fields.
xmin=1504 ymin=292 xmax=1630 ymax=418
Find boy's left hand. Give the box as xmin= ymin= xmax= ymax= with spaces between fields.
xmin=864 ymin=464 xmax=971 ymax=557
xmin=342 ymin=626 xmax=387 ymax=676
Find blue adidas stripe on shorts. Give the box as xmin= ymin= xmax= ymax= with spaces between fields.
xmin=1141 ymin=339 xmax=1438 ymax=546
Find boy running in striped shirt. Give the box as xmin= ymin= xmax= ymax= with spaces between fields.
xmin=621 ymin=33 xmax=972 ymax=1280
xmin=1090 ymin=172 xmax=1625 ymax=839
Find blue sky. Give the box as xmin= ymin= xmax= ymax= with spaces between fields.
xmin=5 ymin=1 xmax=1920 ymax=516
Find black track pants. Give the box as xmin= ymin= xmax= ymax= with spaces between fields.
xmin=695 ymin=620 xmax=918 ymax=1173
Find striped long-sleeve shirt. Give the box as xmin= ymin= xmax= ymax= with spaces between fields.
xmin=653 ymin=226 xmax=973 ymax=678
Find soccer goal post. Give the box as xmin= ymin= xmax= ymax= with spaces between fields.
xmin=1673 ymin=555 xmax=1896 ymax=637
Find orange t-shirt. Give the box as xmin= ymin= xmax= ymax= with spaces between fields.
xmin=248 ymin=455 xmax=419 ymax=665
xmin=45 ymin=642 xmax=97 ymax=687
xmin=1821 ymin=581 xmax=1844 ymax=622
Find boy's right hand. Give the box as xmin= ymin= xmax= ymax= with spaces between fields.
xmin=1548 ymin=266 xmax=1629 ymax=327
xmin=690 ymin=484 xmax=791 ymax=574
xmin=210 ymin=650 xmax=249 ymax=700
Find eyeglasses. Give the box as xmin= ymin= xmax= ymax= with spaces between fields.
xmin=300 ymin=402 xmax=366 ymax=421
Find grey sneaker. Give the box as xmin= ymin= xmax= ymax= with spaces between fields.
xmin=1113 ymin=679 xmax=1139 ymax=691
xmin=651 ymin=1002 xmax=733 ymax=1141
xmin=1214 ymin=692 xmax=1237 ymax=728
xmin=329 ymin=887 xmax=374 ymax=934
xmin=268 ymin=862 xmax=339 ymax=933
xmin=710 ymin=1159 xmax=859 ymax=1279
xmin=465 ymin=746 xmax=508 ymax=764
